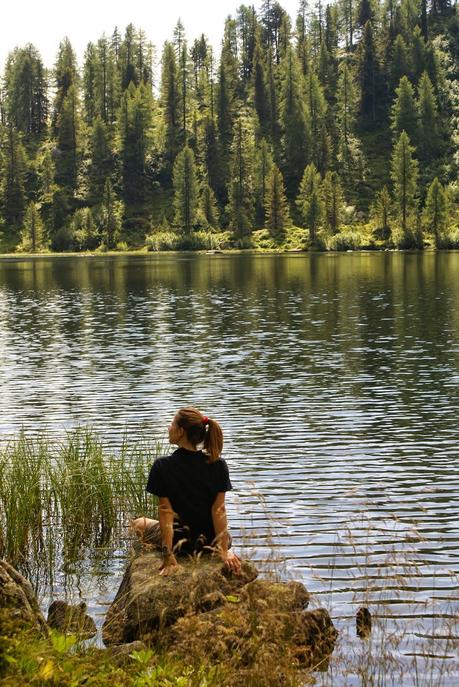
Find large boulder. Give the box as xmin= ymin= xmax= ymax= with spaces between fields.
xmin=0 ymin=560 xmax=47 ymax=635
xmin=102 ymin=552 xmax=337 ymax=676
xmin=102 ymin=553 xmax=258 ymax=645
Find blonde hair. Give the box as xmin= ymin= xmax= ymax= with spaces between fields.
xmin=176 ymin=407 xmax=223 ymax=463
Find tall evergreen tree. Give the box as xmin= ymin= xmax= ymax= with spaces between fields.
xmin=417 ymin=71 xmax=440 ymax=166
xmin=390 ymin=130 xmax=419 ymax=238
xmin=422 ymin=177 xmax=447 ymax=246
xmin=322 ymin=171 xmax=344 ymax=234
xmin=255 ymin=138 xmax=274 ymax=225
xmin=357 ymin=21 xmax=381 ymax=123
xmin=280 ymin=47 xmax=311 ymax=195
xmin=264 ymin=163 xmax=291 ymax=238
xmin=371 ymin=185 xmax=392 ymax=238
xmin=160 ymin=42 xmax=181 ymax=177
xmin=19 ymin=202 xmax=47 ymax=252
xmin=118 ymin=82 xmax=152 ymax=207
xmin=4 ymin=45 xmax=48 ymax=139
xmin=87 ymin=116 xmax=113 ymax=204
xmin=53 ymin=38 xmax=79 ymax=133
xmin=0 ymin=124 xmax=27 ymax=231
xmin=200 ymin=181 xmax=220 ymax=229
xmin=54 ymin=84 xmax=80 ymax=194
xmin=83 ymin=42 xmax=98 ymax=125
xmin=296 ymin=163 xmax=324 ymax=242
xmin=336 ymin=62 xmax=358 ymax=145
xmin=227 ymin=116 xmax=255 ymax=241
xmin=173 ymin=145 xmax=199 ymax=233
xmin=390 ymin=35 xmax=411 ymax=94
xmin=391 ymin=76 xmax=418 ymax=143
xmin=306 ymin=72 xmax=329 ymax=174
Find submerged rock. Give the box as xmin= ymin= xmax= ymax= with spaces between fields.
xmin=103 ymin=552 xmax=337 ymax=673
xmin=0 ymin=560 xmax=47 ymax=635
xmin=47 ymin=600 xmax=97 ymax=638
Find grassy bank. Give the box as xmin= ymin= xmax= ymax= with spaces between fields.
xmin=0 ymin=430 xmax=161 ymax=585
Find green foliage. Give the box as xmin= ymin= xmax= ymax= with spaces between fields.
xmin=264 ymin=164 xmax=291 ymax=239
xmin=18 ymin=202 xmax=48 ymax=252
xmin=422 ymin=177 xmax=448 ymax=246
xmin=173 ymin=146 xmax=199 ymax=233
xmin=322 ymin=171 xmax=344 ymax=234
xmin=0 ymin=125 xmax=27 ymax=230
xmin=226 ymin=116 xmax=255 ymax=240
xmin=70 ymin=208 xmax=100 ymax=251
xmin=370 ymin=185 xmax=393 ymax=239
xmin=391 ymin=76 xmax=418 ymax=143
xmin=296 ymin=163 xmax=324 ymax=242
xmin=390 ymin=130 xmax=420 ymax=241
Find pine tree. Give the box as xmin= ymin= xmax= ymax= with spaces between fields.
xmin=54 ymin=84 xmax=80 ymax=194
xmin=83 ymin=42 xmax=97 ymax=125
xmin=417 ymin=71 xmax=440 ymax=166
xmin=356 ymin=0 xmax=374 ymax=30
xmin=296 ymin=163 xmax=324 ymax=242
xmin=1 ymin=124 xmax=27 ymax=230
xmin=173 ymin=145 xmax=199 ymax=233
xmin=370 ymin=185 xmax=392 ymax=239
xmin=227 ymin=116 xmax=255 ymax=241
xmin=390 ymin=131 xmax=419 ymax=239
xmin=200 ymin=182 xmax=220 ymax=229
xmin=336 ymin=62 xmax=358 ymax=144
xmin=264 ymin=163 xmax=291 ymax=238
xmin=160 ymin=42 xmax=181 ymax=176
xmin=357 ymin=21 xmax=381 ymax=123
xmin=53 ymin=38 xmax=79 ymax=134
xmin=252 ymin=28 xmax=271 ymax=139
xmin=19 ymin=202 xmax=47 ymax=252
xmin=422 ymin=177 xmax=447 ymax=246
xmin=280 ymin=47 xmax=311 ymax=195
xmin=391 ymin=76 xmax=418 ymax=143
xmin=100 ymin=178 xmax=121 ymax=249
xmin=255 ymin=138 xmax=274 ymax=225
xmin=4 ymin=45 xmax=48 ymax=140
xmin=390 ymin=35 xmax=411 ymax=94
xmin=87 ymin=116 xmax=113 ymax=205
xmin=118 ymin=82 xmax=152 ymax=207
xmin=306 ymin=72 xmax=329 ymax=174
xmin=71 ymin=207 xmax=99 ymax=250
xmin=322 ymin=171 xmax=344 ymax=234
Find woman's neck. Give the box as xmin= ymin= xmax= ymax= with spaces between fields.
xmin=177 ymin=439 xmax=198 ymax=452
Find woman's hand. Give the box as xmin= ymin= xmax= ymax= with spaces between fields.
xmin=222 ymin=549 xmax=242 ymax=574
xmin=159 ymin=553 xmax=181 ymax=576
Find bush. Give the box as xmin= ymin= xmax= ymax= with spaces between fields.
xmin=327 ymin=228 xmax=366 ymax=251
xmin=145 ymin=230 xmax=232 ymax=252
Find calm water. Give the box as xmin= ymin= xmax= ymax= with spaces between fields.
xmin=0 ymin=252 xmax=458 ymax=685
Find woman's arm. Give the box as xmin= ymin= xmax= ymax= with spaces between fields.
xmin=158 ymin=496 xmax=179 ymax=575
xmin=211 ymin=492 xmax=241 ymax=574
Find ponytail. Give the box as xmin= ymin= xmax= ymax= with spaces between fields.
xmin=203 ymin=417 xmax=223 ymax=463
xmin=176 ymin=407 xmax=224 ymax=463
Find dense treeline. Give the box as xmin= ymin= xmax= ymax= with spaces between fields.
xmin=0 ymin=0 xmax=457 ymax=252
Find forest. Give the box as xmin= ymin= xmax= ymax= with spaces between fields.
xmin=0 ymin=0 xmax=457 ymax=253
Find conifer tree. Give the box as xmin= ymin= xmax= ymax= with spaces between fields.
xmin=356 ymin=0 xmax=374 ymax=30
xmin=280 ymin=47 xmax=311 ymax=195
xmin=87 ymin=116 xmax=113 ymax=204
xmin=255 ymin=138 xmax=274 ymax=225
xmin=306 ymin=72 xmax=329 ymax=174
xmin=390 ymin=130 xmax=419 ymax=238
xmin=296 ymin=0 xmax=309 ymax=75
xmin=19 ymin=202 xmax=47 ymax=252
xmin=227 ymin=116 xmax=255 ymax=241
xmin=161 ymin=42 xmax=181 ymax=176
xmin=417 ymin=71 xmax=440 ymax=165
xmin=173 ymin=145 xmax=199 ymax=233
xmin=422 ymin=177 xmax=447 ymax=246
xmin=322 ymin=171 xmax=344 ymax=234
xmin=118 ymin=82 xmax=152 ymax=206
xmin=53 ymin=38 xmax=79 ymax=134
xmin=203 ymin=118 xmax=223 ymax=202
xmin=83 ymin=42 xmax=97 ymax=125
xmin=4 ymin=45 xmax=48 ymax=139
xmin=71 ymin=207 xmax=99 ymax=250
xmin=336 ymin=62 xmax=358 ymax=144
xmin=200 ymin=182 xmax=220 ymax=229
xmin=1 ymin=124 xmax=27 ymax=230
xmin=390 ymin=35 xmax=411 ymax=94
xmin=370 ymin=185 xmax=392 ymax=238
xmin=100 ymin=178 xmax=121 ymax=249
xmin=252 ymin=28 xmax=271 ymax=139
xmin=357 ymin=21 xmax=381 ymax=123
xmin=391 ymin=76 xmax=418 ymax=143
xmin=264 ymin=163 xmax=291 ymax=238
xmin=296 ymin=163 xmax=324 ymax=242
xmin=54 ymin=84 xmax=80 ymax=194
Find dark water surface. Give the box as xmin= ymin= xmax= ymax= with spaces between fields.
xmin=0 ymin=252 xmax=458 ymax=685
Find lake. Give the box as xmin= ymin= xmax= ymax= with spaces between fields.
xmin=0 ymin=251 xmax=458 ymax=685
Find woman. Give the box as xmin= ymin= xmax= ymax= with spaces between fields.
xmin=132 ymin=407 xmax=241 ymax=576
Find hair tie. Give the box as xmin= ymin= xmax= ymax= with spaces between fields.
xmin=202 ymin=416 xmax=209 ymax=426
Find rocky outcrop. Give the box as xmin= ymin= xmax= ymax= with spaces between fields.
xmin=47 ymin=600 xmax=97 ymax=638
xmin=0 ymin=559 xmax=48 ymax=635
xmin=102 ymin=552 xmax=338 ymax=674
xmin=102 ymin=553 xmax=258 ymax=645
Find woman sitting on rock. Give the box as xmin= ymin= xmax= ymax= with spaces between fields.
xmin=132 ymin=407 xmax=241 ymax=576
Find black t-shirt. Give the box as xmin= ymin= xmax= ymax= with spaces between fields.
xmin=146 ymin=447 xmax=232 ymax=550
